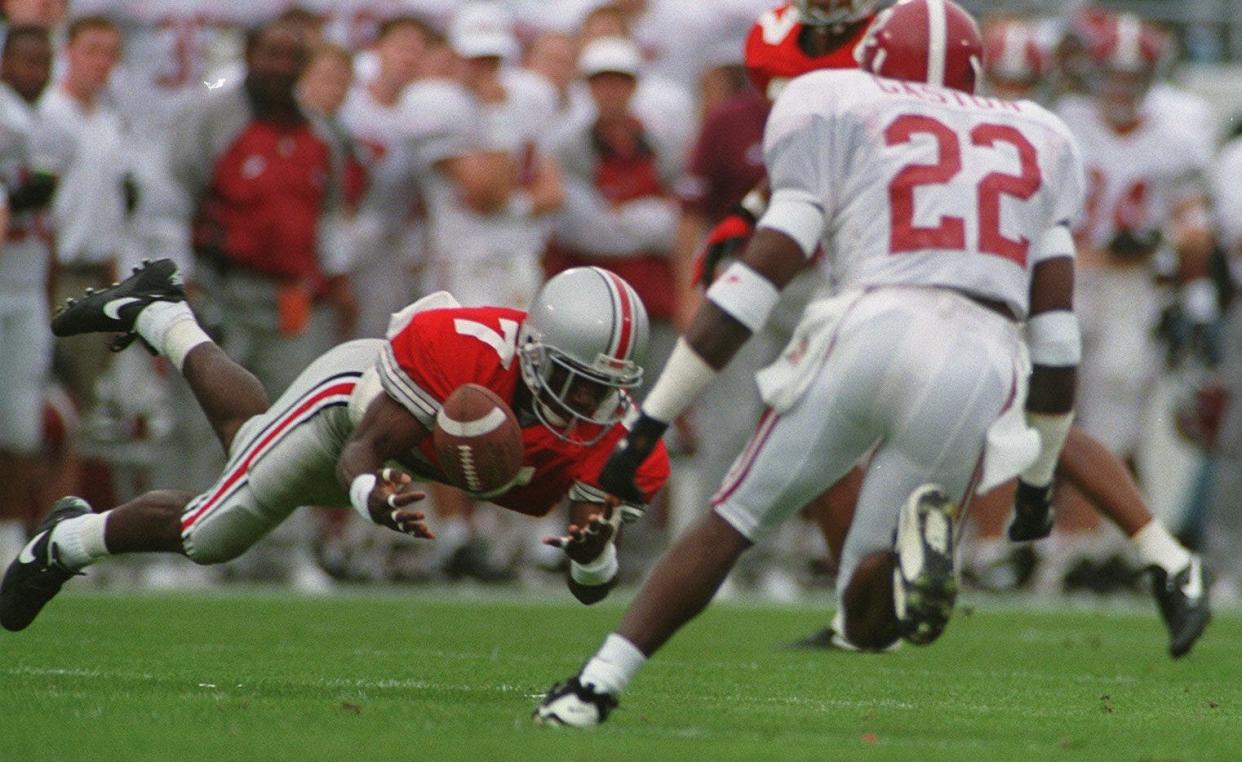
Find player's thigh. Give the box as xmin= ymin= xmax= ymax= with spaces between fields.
xmin=712 ymin=363 xmax=880 ymax=543
xmin=835 ymin=308 xmax=1012 ymax=592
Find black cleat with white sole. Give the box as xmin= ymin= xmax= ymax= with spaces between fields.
xmin=0 ymin=497 xmax=91 ymax=632
xmin=51 ymin=258 xmax=185 ymax=341
xmin=533 ymin=675 xmax=618 ymax=727
xmin=1152 ymin=556 xmax=1211 ymax=658
xmin=893 ymin=484 xmax=958 ymax=646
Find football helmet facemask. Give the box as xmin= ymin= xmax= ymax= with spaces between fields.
xmin=519 ymin=267 xmax=649 ymax=446
xmin=793 ymin=0 xmax=879 ymax=28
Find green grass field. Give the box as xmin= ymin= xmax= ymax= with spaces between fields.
xmin=0 ymin=588 xmax=1238 ymax=761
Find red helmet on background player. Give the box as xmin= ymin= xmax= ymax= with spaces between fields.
xmin=982 ymin=19 xmax=1048 ymax=99
xmin=1085 ymin=12 xmax=1169 ymax=127
xmin=854 ymin=0 xmax=983 ymax=94
xmin=519 ymin=267 xmax=649 ymax=446
xmin=793 ymin=0 xmax=879 ymax=27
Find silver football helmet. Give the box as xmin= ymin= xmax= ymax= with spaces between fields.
xmin=519 ymin=267 xmax=650 ymax=445
xmin=793 ymin=0 xmax=879 ymax=27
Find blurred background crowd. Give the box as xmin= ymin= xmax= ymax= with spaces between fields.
xmin=3 ymin=0 xmax=1242 ymax=604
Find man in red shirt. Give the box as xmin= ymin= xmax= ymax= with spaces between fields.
xmin=2 ymin=261 xmax=669 ymax=632
xmin=170 ymin=18 xmax=356 ymax=399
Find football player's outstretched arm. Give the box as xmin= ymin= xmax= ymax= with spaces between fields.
xmin=336 ymin=393 xmax=434 ymax=538
xmin=1009 ymin=226 xmax=1080 ymax=542
xmin=544 ymin=501 xmax=624 ymax=605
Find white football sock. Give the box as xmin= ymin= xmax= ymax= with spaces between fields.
xmin=579 ymin=633 xmax=646 ymax=696
xmin=1131 ymin=520 xmax=1191 ymax=574
xmin=135 ymin=301 xmax=212 ymax=371
xmin=49 ymin=512 xmax=110 ymax=571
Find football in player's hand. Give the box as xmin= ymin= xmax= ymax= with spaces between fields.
xmin=433 ymin=384 xmax=523 ymax=495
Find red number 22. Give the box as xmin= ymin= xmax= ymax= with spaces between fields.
xmin=884 ymin=114 xmax=1041 ymax=265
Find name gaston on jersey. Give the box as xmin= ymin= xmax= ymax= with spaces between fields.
xmin=868 ymin=75 xmax=1026 ymax=114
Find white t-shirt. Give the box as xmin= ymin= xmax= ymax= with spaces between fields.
xmin=760 ymin=69 xmax=1084 ymax=320
xmin=38 ymin=86 xmax=130 ymax=266
xmin=400 ymin=71 xmax=558 ymax=267
xmin=0 ymin=84 xmax=53 ymax=292
xmin=1212 ymin=137 xmax=1242 ymax=260
xmin=1056 ymin=95 xmax=1208 ymax=252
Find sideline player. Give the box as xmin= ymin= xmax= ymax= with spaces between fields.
xmin=535 ymin=0 xmax=1083 ymax=725
xmin=0 ymin=263 xmax=668 ymax=632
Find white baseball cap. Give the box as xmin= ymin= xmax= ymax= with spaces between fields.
xmin=450 ymin=1 xmax=519 ymax=60
xmin=579 ymin=36 xmax=642 ymax=78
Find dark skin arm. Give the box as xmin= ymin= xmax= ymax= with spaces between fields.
xmin=683 ymin=227 xmax=808 ymax=368
xmin=1008 ymin=253 xmax=1078 ymax=541
xmin=544 ymin=501 xmax=623 ymax=605
xmin=336 ymin=393 xmax=435 ymax=538
xmin=1025 ymin=255 xmax=1077 ymax=415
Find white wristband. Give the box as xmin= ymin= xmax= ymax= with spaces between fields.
xmin=570 ymin=542 xmax=619 ymax=586
xmin=1027 ymin=311 xmax=1081 ymax=366
xmin=706 ymin=262 xmax=781 ymax=333
xmin=641 ymin=338 xmax=718 ymax=423
xmin=349 ymin=473 xmax=378 ymax=522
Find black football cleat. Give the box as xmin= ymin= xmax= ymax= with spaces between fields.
xmin=51 ymin=258 xmax=185 ymax=339
xmin=893 ymin=484 xmax=958 ymax=646
xmin=0 ymin=497 xmax=91 ymax=632
xmin=533 ymin=675 xmax=618 ymax=727
xmin=1151 ymin=556 xmax=1211 ymax=658
xmin=1007 ymin=480 xmax=1054 ymax=542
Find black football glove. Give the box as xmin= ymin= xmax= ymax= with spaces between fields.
xmin=1106 ymin=228 xmax=1162 ymax=261
xmin=1007 ymin=479 xmax=1054 ymax=542
xmin=599 ymin=413 xmax=667 ymax=507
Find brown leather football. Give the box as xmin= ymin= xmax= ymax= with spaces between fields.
xmin=432 ymin=384 xmax=523 ymax=495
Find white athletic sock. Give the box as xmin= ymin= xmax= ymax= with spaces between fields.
xmin=49 ymin=513 xmax=110 ymax=571
xmin=579 ymin=633 xmax=646 ymax=696
xmin=1131 ymin=521 xmax=1191 ymax=574
xmin=135 ymin=301 xmax=212 ymax=371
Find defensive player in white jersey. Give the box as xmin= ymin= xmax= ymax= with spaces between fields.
xmin=535 ymin=0 xmax=1085 ymax=726
xmin=1054 ymin=14 xmax=1213 ymax=489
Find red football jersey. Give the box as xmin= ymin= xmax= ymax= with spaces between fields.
xmin=744 ymin=3 xmax=874 ymax=99
xmin=377 ymin=305 xmax=670 ymax=517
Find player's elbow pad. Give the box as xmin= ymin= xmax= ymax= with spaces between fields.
xmin=1026 ymin=311 xmax=1080 ymax=367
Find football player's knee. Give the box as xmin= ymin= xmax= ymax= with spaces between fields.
xmin=182 ymin=531 xmax=250 ymax=565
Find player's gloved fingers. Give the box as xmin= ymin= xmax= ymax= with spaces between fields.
xmin=542 ymin=536 xmax=568 ymax=548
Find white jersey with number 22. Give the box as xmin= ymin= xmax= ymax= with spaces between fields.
xmin=762 ymin=69 xmax=1084 ymax=320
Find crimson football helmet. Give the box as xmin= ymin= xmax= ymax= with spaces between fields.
xmin=793 ymin=0 xmax=879 ymax=27
xmin=854 ymin=0 xmax=983 ymax=94
xmin=1085 ymin=12 xmax=1169 ymax=126
xmin=982 ymin=20 xmax=1048 ymax=96
xmin=519 ymin=267 xmax=649 ymax=446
